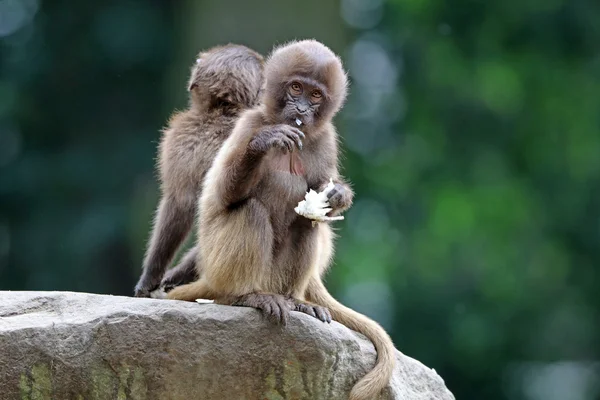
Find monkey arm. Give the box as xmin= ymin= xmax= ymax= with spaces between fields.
xmin=214 ymin=139 xmax=267 ymax=207
xmin=305 ymin=127 xmax=353 ymax=216
xmin=213 ymin=114 xmax=304 ymax=207
xmin=134 ymin=196 xmax=195 ymax=297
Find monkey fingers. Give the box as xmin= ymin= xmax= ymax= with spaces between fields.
xmin=284 ymin=126 xmax=305 ymax=150
xmin=294 ymin=301 xmax=332 ymax=323
xmin=256 ymin=126 xmax=304 ymax=153
xmin=271 ymin=128 xmax=304 ymax=152
xmin=232 ymin=293 xmax=295 ymax=325
xmin=268 ymin=136 xmax=296 ymax=153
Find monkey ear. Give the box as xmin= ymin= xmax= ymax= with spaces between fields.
xmin=188 ymin=81 xmax=198 ymax=92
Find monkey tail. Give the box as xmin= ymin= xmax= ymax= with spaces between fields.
xmin=166 ymin=279 xmax=214 ymax=302
xmin=306 ymin=278 xmax=395 ymax=400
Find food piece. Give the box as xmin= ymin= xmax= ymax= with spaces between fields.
xmin=294 ymin=179 xmax=345 ymax=225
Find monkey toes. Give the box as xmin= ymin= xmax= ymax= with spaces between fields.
xmin=160 ymin=267 xmax=199 ymax=293
xmin=232 ymin=293 xmax=295 ymax=325
xmin=295 ymin=301 xmax=332 ymax=323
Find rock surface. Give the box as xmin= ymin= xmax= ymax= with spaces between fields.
xmin=0 ymin=291 xmax=454 ymax=400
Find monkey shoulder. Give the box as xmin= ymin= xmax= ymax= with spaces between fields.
xmin=239 ymin=107 xmax=268 ymax=128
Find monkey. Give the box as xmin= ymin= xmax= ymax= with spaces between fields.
xmin=166 ymin=40 xmax=395 ymax=400
xmin=133 ymin=44 xmax=265 ymax=297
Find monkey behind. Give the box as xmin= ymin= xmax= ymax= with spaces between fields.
xmin=134 ymin=44 xmax=264 ymax=297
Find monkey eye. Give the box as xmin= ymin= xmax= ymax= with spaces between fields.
xmin=311 ymin=90 xmax=323 ymax=101
xmin=218 ymin=99 xmax=233 ymax=108
xmin=290 ymin=82 xmax=303 ymax=95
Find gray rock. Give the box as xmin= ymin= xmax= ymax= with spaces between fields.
xmin=0 ymin=291 xmax=454 ymax=400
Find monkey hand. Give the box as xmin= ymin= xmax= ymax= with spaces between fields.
xmin=326 ymin=182 xmax=354 ymax=214
xmin=250 ymin=125 xmax=305 ymax=154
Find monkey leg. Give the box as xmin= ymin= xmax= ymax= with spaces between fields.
xmin=194 ymin=200 xmax=292 ymax=323
xmin=135 ymin=196 xmax=194 ymax=297
xmin=224 ymin=293 xmax=295 ymax=325
xmin=161 ymin=246 xmax=200 ymax=292
xmin=293 ymin=224 xmax=333 ymax=323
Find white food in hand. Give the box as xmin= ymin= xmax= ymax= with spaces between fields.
xmin=295 ymin=118 xmax=302 ymax=126
xmin=294 ymin=179 xmax=345 ymax=224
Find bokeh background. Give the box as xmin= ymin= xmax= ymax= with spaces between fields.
xmin=1 ymin=0 xmax=599 ymax=399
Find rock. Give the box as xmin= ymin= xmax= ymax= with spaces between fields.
xmin=0 ymin=291 xmax=454 ymax=400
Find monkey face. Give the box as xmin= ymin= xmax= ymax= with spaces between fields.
xmin=279 ymin=76 xmax=328 ymax=127
xmin=263 ymin=40 xmax=348 ymax=132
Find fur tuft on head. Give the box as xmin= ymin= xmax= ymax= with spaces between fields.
xmin=263 ymin=40 xmax=348 ymax=121
xmin=188 ymin=44 xmax=265 ymax=110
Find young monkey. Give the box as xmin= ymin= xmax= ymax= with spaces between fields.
xmin=167 ymin=40 xmax=396 ymax=400
xmin=134 ymin=44 xmax=264 ymax=297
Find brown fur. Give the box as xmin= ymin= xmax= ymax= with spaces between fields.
xmin=134 ymin=44 xmax=264 ymax=297
xmin=167 ymin=40 xmax=395 ymax=400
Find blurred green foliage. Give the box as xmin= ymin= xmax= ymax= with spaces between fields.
xmin=1 ymin=0 xmax=599 ymax=399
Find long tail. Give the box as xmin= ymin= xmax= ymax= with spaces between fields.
xmin=306 ymin=277 xmax=396 ymax=400
xmin=166 ymin=278 xmax=214 ymax=301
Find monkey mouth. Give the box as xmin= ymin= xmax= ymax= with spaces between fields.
xmin=292 ymin=113 xmax=311 ymax=126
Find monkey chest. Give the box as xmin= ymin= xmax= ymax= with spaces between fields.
xmin=260 ymin=152 xmax=310 ymax=217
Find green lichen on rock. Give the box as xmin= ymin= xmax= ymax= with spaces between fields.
xmin=19 ymin=373 xmax=31 ymax=400
xmin=281 ymin=352 xmax=306 ymax=398
xmin=263 ymin=351 xmax=311 ymax=399
xmin=128 ymin=366 xmax=148 ymax=400
xmin=31 ymin=363 xmax=53 ymax=400
xmin=16 ymin=361 xmax=147 ymax=400
xmin=263 ymin=369 xmax=284 ymax=400
xmin=114 ymin=364 xmax=147 ymax=400
xmin=91 ymin=364 xmax=116 ymax=400
xmin=18 ymin=363 xmax=53 ymax=400
xmin=90 ymin=363 xmax=147 ymax=400
xmin=116 ymin=364 xmax=130 ymax=400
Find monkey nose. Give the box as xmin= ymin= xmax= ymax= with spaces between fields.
xmin=296 ymin=105 xmax=309 ymax=113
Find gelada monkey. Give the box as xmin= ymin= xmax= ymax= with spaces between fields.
xmin=134 ymin=44 xmax=264 ymax=297
xmin=167 ymin=40 xmax=395 ymax=400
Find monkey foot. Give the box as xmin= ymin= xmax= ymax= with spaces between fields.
xmin=160 ymin=263 xmax=199 ymax=293
xmin=232 ymin=293 xmax=295 ymax=325
xmin=133 ymin=280 xmax=159 ymax=298
xmin=161 ymin=278 xmax=185 ymax=293
xmin=294 ymin=301 xmax=332 ymax=323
